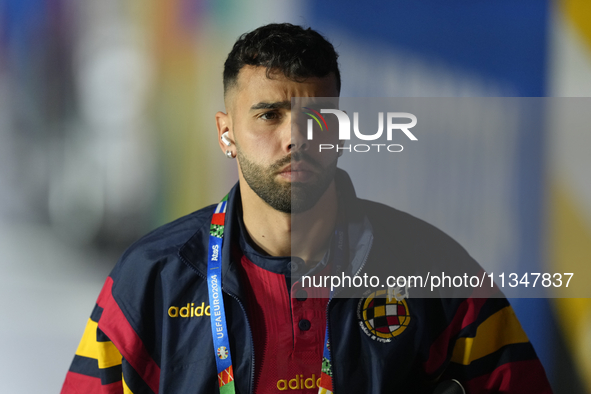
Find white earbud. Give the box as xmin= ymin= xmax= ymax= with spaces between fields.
xmin=221 ymin=132 xmax=232 ymax=146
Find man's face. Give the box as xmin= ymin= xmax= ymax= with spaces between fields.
xmin=219 ymin=66 xmax=340 ymax=213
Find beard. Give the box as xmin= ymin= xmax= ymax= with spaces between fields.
xmin=237 ymin=149 xmax=337 ymax=214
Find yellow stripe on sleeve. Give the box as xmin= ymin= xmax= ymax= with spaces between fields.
xmin=75 ymin=318 xmax=122 ymax=368
xmin=451 ymin=306 xmax=529 ymax=365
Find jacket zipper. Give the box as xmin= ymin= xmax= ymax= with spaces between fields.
xmin=225 ymin=290 xmax=256 ymax=394
xmin=325 ymin=235 xmax=374 ymax=393
xmin=179 ymin=255 xmax=256 ymax=394
xmin=324 ymin=300 xmax=334 ymax=393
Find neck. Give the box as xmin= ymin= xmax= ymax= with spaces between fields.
xmin=240 ymin=181 xmax=338 ymax=265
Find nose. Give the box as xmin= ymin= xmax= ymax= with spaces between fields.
xmin=287 ymin=112 xmax=309 ymax=153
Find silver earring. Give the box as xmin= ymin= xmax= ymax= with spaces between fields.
xmin=221 ymin=132 xmax=232 ymax=146
xmin=225 ymin=150 xmax=234 ymax=159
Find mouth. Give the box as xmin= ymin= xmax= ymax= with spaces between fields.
xmin=278 ymin=162 xmax=316 ymax=182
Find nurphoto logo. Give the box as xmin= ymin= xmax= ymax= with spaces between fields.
xmin=303 ymin=108 xmax=418 ymax=153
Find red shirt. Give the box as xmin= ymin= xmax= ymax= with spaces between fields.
xmin=235 ymin=221 xmax=330 ymax=393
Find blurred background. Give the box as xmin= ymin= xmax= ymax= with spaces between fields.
xmin=0 ymin=0 xmax=590 ymax=392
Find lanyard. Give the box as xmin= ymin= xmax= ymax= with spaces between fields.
xmin=207 ymin=195 xmax=236 ymax=393
xmin=206 ymin=195 xmax=345 ymax=394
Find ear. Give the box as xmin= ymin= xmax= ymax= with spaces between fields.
xmin=215 ymin=111 xmax=235 ymax=156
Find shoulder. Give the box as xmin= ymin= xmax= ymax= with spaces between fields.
xmin=118 ymin=204 xmax=215 ymax=266
xmin=357 ymin=198 xmax=484 ymax=298
xmin=359 ymin=198 xmax=471 ymax=258
xmin=106 ymin=204 xmax=216 ymax=302
xmin=337 ymin=168 xmax=472 ymax=262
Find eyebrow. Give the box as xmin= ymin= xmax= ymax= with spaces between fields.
xmin=250 ymin=101 xmax=291 ymax=111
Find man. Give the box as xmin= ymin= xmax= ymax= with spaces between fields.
xmin=61 ymin=23 xmax=552 ymax=393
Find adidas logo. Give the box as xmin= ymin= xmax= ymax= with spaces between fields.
xmin=277 ymin=374 xmax=321 ymax=390
xmin=168 ymin=302 xmax=210 ymax=318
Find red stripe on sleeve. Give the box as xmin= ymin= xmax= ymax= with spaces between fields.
xmin=97 ymin=277 xmax=160 ymax=394
xmin=463 ymin=359 xmax=552 ymax=394
xmin=423 ymin=297 xmax=487 ymax=374
xmin=61 ymin=371 xmax=123 ymax=394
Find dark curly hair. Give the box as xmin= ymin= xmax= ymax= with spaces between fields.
xmin=223 ymin=23 xmax=341 ymax=95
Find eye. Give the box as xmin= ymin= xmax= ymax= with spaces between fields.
xmin=259 ymin=111 xmax=280 ymax=121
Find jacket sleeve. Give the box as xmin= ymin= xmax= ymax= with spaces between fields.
xmin=61 ymin=305 xmax=128 ymax=394
xmin=61 ymin=276 xmax=161 ymax=394
xmin=440 ymin=298 xmax=553 ymax=394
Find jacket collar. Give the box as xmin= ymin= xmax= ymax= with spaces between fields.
xmin=178 ymin=168 xmax=374 ymax=298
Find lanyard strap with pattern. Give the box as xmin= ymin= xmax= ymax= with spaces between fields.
xmin=207 ymin=195 xmax=235 ymax=393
